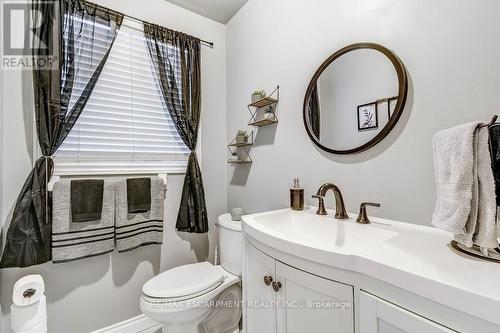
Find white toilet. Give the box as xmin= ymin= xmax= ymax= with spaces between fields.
xmin=140 ymin=214 xmax=242 ymax=333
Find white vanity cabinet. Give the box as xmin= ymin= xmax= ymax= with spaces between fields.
xmin=359 ymin=292 xmax=455 ymax=333
xmin=244 ymin=241 xmax=354 ymax=333
xmin=242 ymin=209 xmax=500 ymax=333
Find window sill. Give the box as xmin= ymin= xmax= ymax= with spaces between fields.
xmin=48 ymin=173 xmax=173 ymax=191
xmin=52 ymin=161 xmax=187 ymax=175
xmin=48 ymin=163 xmax=188 ymax=191
xmin=53 ymin=167 xmax=187 ymax=176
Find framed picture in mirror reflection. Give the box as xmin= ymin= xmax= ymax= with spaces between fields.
xmin=388 ymin=96 xmax=398 ymax=118
xmin=357 ymin=102 xmax=378 ymax=131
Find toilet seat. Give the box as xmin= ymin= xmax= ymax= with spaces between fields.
xmin=142 ymin=262 xmax=225 ymax=302
xmin=141 ymin=264 xmax=240 ymax=304
xmin=142 ymin=281 xmax=223 ymax=303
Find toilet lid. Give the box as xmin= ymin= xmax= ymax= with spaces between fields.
xmin=142 ymin=262 xmax=224 ymax=299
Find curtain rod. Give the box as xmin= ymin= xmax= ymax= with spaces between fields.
xmin=86 ymin=0 xmax=214 ymax=48
xmin=124 ymin=14 xmax=214 ymax=48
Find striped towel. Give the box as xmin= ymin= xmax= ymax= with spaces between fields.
xmin=115 ymin=176 xmax=164 ymax=252
xmin=52 ymin=179 xmax=115 ymax=263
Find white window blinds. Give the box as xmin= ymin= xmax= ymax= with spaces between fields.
xmin=54 ymin=20 xmax=190 ymax=175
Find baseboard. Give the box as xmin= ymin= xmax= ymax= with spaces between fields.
xmin=91 ymin=314 xmax=162 ymax=333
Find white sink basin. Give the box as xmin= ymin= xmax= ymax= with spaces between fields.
xmin=246 ymin=207 xmax=397 ymax=255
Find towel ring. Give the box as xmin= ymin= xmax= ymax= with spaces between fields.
xmin=451 ymin=241 xmax=500 ymax=263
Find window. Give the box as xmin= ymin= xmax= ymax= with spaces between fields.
xmin=53 ymin=19 xmax=190 ymax=175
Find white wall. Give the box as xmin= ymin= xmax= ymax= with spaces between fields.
xmin=0 ymin=0 xmax=226 ymax=331
xmin=226 ymin=0 xmax=500 ymax=225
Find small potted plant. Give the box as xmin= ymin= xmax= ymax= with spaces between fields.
xmin=235 ymin=130 xmax=248 ymax=144
xmin=251 ymin=89 xmax=266 ymax=102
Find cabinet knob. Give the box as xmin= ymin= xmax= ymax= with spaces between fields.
xmin=272 ymin=281 xmax=282 ymax=292
xmin=264 ymin=275 xmax=273 ymax=286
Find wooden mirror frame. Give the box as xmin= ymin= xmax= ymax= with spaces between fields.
xmin=303 ymin=42 xmax=408 ymax=155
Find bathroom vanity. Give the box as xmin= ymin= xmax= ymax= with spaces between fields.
xmin=242 ymin=208 xmax=500 ymax=333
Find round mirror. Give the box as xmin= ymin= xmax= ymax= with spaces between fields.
xmin=303 ymin=43 xmax=408 ymax=154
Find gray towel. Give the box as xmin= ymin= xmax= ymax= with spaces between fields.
xmin=454 ymin=127 xmax=498 ymax=250
xmin=52 ymin=179 xmax=115 ymax=263
xmin=126 ymin=177 xmax=151 ymax=213
xmin=432 ymin=123 xmax=498 ymax=251
xmin=115 ymin=176 xmax=164 ymax=252
xmin=432 ymin=121 xmax=481 ymax=234
xmin=71 ymin=179 xmax=104 ymax=222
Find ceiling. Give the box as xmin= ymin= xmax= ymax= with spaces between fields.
xmin=165 ymin=0 xmax=247 ymax=24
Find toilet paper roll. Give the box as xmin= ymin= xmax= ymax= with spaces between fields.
xmin=12 ymin=275 xmax=45 ymax=306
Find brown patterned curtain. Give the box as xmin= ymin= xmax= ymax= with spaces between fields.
xmin=0 ymin=0 xmax=122 ymax=268
xmin=143 ymin=23 xmax=208 ymax=233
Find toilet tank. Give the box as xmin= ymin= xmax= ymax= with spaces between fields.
xmin=218 ymin=214 xmax=242 ymax=276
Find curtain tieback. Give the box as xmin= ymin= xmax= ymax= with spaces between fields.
xmin=37 ymin=155 xmax=53 ymax=161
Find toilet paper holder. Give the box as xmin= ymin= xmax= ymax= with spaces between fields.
xmin=12 ymin=274 xmax=45 ymax=306
xmin=23 ymin=288 xmax=37 ymax=299
xmin=11 ymin=275 xmax=47 ymax=333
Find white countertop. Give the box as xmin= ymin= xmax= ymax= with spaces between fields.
xmin=242 ymin=207 xmax=500 ymax=325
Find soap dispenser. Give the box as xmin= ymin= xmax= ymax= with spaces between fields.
xmin=290 ymin=178 xmax=304 ymax=211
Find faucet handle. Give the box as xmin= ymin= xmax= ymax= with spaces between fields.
xmin=311 ymin=195 xmax=327 ymax=215
xmin=357 ymin=202 xmax=380 ymax=224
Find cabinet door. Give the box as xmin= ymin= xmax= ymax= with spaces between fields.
xmin=275 ymin=261 xmax=354 ymax=333
xmin=359 ymin=291 xmax=456 ymax=333
xmin=244 ymin=241 xmax=277 ymax=333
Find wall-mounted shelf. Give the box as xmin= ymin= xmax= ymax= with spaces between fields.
xmin=248 ymin=117 xmax=278 ymax=127
xmin=227 ymin=131 xmax=253 ymax=165
xmin=228 ymin=160 xmax=252 ymax=164
xmin=247 ymin=85 xmax=279 ymax=127
xmin=248 ymin=96 xmax=278 ymax=109
xmin=228 ymin=141 xmax=253 ymax=147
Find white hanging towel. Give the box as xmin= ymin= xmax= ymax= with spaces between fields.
xmin=432 ymin=122 xmax=498 ymax=249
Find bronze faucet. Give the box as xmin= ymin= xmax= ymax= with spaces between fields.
xmin=311 ymin=183 xmax=349 ymax=219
